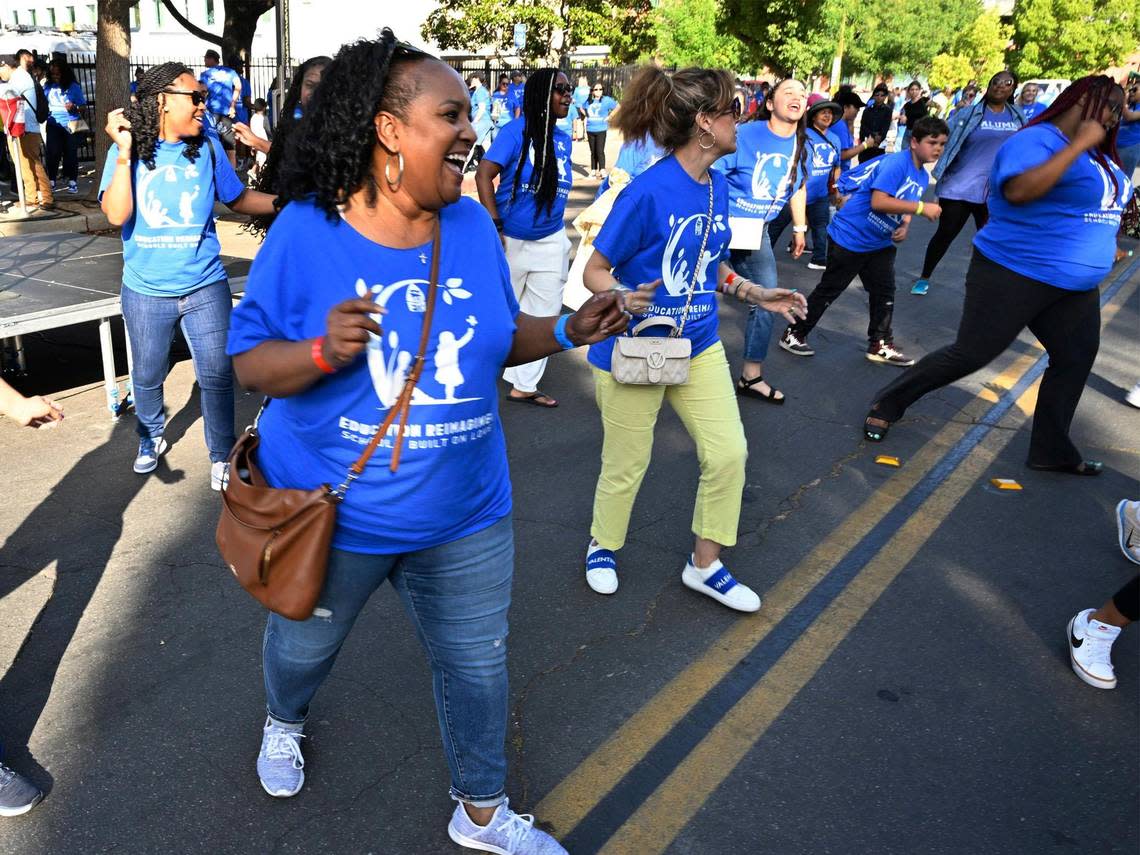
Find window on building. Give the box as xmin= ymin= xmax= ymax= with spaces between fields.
xmin=206 ymin=0 xmax=215 ymax=25
xmin=27 ymin=9 xmax=36 ymax=26
xmin=66 ymin=6 xmax=76 ymax=24
xmin=11 ymin=11 xmax=18 ymax=26
xmin=154 ymin=0 xmax=163 ymax=27
xmin=131 ymin=6 xmax=140 ymax=30
xmin=87 ymin=4 xmax=96 ymax=25
xmin=47 ymin=8 xmax=56 ymax=26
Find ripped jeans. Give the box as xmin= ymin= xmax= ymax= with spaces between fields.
xmin=262 ymin=516 xmax=514 ymax=806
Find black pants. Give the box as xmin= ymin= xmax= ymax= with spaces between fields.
xmin=871 ymin=250 xmax=1100 ymax=467
xmin=1114 ymin=576 xmax=1139 ymax=622
xmin=789 ymin=239 xmax=897 ymax=344
xmin=920 ymin=197 xmax=988 ymax=279
xmin=587 ymin=130 xmax=607 ymax=171
xmin=44 ymin=122 xmax=79 ymax=182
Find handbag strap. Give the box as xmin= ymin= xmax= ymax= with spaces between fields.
xmin=333 ymin=217 xmax=442 ymax=494
xmin=672 ymin=176 xmax=715 ymax=339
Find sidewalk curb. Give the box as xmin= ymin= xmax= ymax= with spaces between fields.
xmin=0 ymin=204 xmax=112 ymax=236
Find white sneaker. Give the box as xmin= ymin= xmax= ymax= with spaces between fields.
xmin=866 ymin=340 xmax=915 ymax=367
xmin=257 ymin=718 xmax=305 ymax=797
xmin=211 ymin=460 xmax=229 ymax=492
xmin=806 ymin=262 xmax=827 ymax=270
xmin=1116 ymin=500 xmax=1140 ymax=565
xmin=585 ymin=541 xmax=618 ymax=595
xmin=447 ymin=798 xmax=567 ymax=854
xmin=133 ymin=437 xmax=168 ymax=474
xmin=1068 ymin=609 xmax=1120 ymax=689
xmin=1126 ymin=382 xmax=1140 ymax=409
xmin=681 ymin=556 xmax=761 ymax=612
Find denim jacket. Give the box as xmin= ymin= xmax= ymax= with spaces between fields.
xmin=931 ymin=101 xmax=1026 ymax=181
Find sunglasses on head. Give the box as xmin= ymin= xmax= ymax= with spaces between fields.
xmin=163 ymin=89 xmax=205 ymax=106
xmin=553 ymin=82 xmax=574 ymax=95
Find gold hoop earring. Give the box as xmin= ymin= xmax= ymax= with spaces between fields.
xmin=698 ymin=130 xmax=716 ymax=150
xmin=384 ymin=151 xmax=404 ymax=192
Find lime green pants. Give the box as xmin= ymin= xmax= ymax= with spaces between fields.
xmin=591 ymin=341 xmax=748 ymax=551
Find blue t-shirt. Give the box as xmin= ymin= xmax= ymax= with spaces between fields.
xmin=227 ymin=198 xmax=519 ymax=554
xmin=491 ymin=90 xmax=512 ymax=128
xmin=200 ymin=65 xmax=240 ymax=117
xmin=235 ymin=74 xmax=251 ymax=123
xmin=555 ymin=111 xmax=574 ymax=139
xmin=470 ymin=85 xmax=492 ymax=139
xmin=836 ymin=155 xmax=885 ymax=195
xmin=974 ymin=123 xmax=1134 ymax=291
xmin=832 ymin=119 xmax=854 ymax=174
xmin=584 ymin=96 xmax=618 ymax=133
xmin=1019 ymin=101 xmax=1045 ymax=122
xmin=937 ymin=106 xmax=1020 ymax=203
xmin=805 ymin=127 xmax=841 ymax=202
xmin=99 ymin=135 xmax=244 ymax=297
xmin=484 ymin=117 xmax=572 ymax=241
xmin=1117 ymin=100 xmax=1140 ymax=149
xmin=595 ymin=135 xmax=666 ymax=199
xmin=572 ymin=85 xmax=590 ymax=113
xmin=828 ymin=150 xmax=928 ymax=253
xmin=45 ymin=81 xmax=85 ymax=127
xmin=507 ymin=82 xmax=525 ymax=117
xmin=713 ymin=120 xmax=804 ymax=222
xmin=587 ymin=155 xmax=731 ymax=372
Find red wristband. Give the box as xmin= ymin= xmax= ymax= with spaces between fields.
xmin=311 ymin=336 xmax=336 ymax=374
xmin=722 ymin=272 xmax=739 ymax=294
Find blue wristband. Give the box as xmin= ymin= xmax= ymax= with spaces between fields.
xmin=553 ymin=314 xmax=576 ymax=350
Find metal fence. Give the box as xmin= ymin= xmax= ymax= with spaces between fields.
xmin=441 ymin=58 xmax=648 ymax=100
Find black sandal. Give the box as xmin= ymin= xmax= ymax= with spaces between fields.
xmin=1027 ymin=460 xmax=1103 ymax=476
xmin=736 ymin=375 xmax=785 ymax=405
xmin=863 ymin=415 xmax=891 ymax=443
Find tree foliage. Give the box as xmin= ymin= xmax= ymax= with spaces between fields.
xmin=652 ymin=0 xmax=748 ymax=70
xmin=1011 ymin=0 xmax=1140 ymax=79
xmin=420 ymin=0 xmax=655 ymax=64
xmin=930 ymin=9 xmax=1013 ymax=89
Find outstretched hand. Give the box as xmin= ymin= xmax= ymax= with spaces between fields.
xmin=565 ymin=291 xmax=631 ymax=345
xmin=746 ymin=286 xmax=807 ymax=325
xmin=619 ymin=278 xmax=664 ymax=315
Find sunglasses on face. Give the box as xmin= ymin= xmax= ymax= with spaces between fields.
xmin=552 ymin=82 xmax=574 ymax=95
xmin=592 ymin=88 xmax=603 ymax=93
xmin=163 ymin=89 xmax=206 ymax=106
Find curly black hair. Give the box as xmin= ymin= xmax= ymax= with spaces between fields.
xmin=244 ymin=54 xmax=331 ymax=238
xmin=275 ymin=31 xmax=434 ymax=221
xmin=508 ymin=67 xmax=562 ymax=223
xmin=123 ymin=61 xmax=204 ymax=170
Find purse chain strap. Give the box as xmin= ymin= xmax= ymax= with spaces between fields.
xmin=671 ymin=175 xmax=715 ymax=339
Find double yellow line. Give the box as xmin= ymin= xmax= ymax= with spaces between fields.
xmin=538 ymin=268 xmax=1138 ymax=854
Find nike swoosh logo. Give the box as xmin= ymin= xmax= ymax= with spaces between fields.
xmin=1071 ymin=632 xmax=1083 ymax=649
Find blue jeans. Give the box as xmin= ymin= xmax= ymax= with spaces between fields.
xmin=730 ymin=225 xmax=777 ymax=362
xmin=1119 ymin=143 xmax=1140 ymax=183
xmin=262 ymin=516 xmax=514 ymax=807
xmin=767 ymin=197 xmax=832 ymax=266
xmin=120 ymin=279 xmax=235 ymax=462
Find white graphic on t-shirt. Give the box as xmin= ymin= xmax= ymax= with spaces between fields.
xmin=895 ymin=177 xmax=925 ymax=200
xmin=354 ymin=277 xmax=479 ymax=407
xmin=136 ymin=162 xmax=203 ymax=229
xmin=525 ymin=142 xmax=571 ymax=190
xmin=751 ymin=152 xmax=792 ymax=202
xmin=661 ymin=210 xmax=728 ymax=296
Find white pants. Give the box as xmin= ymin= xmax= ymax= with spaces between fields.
xmin=502 ymin=229 xmax=571 ymax=393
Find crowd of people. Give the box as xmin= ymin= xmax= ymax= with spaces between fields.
xmin=0 ymin=31 xmax=1137 ymax=854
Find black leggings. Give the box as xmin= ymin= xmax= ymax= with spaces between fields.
xmin=588 ymin=131 xmax=607 ymax=171
xmin=872 ymin=250 xmax=1100 ymax=467
xmin=1114 ymin=576 xmax=1139 ymax=622
xmin=920 ymin=197 xmax=988 ymax=279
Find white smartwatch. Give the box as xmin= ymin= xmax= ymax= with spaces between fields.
xmin=792 ymin=225 xmax=808 ymax=234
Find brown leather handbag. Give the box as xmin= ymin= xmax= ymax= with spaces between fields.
xmin=216 ymin=220 xmax=442 ymax=620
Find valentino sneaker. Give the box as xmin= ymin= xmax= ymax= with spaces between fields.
xmin=681 ymin=556 xmax=761 ymax=612
xmin=866 ymin=340 xmax=915 ymax=367
xmin=779 ymin=328 xmax=815 ymax=357
xmin=585 ymin=541 xmax=618 ymax=595
xmin=133 ymin=437 xmax=168 ymax=474
xmin=1068 ymin=608 xmax=1120 ymax=690
xmin=210 ymin=460 xmax=229 ymax=492
xmin=447 ymin=798 xmax=567 ymax=854
xmin=1116 ymin=499 xmax=1140 ymax=565
xmin=0 ymin=763 xmax=42 ymax=817
xmin=257 ymin=718 xmax=305 ymax=798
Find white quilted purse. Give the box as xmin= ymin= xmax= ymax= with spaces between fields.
xmin=610 ymin=177 xmax=714 ymax=386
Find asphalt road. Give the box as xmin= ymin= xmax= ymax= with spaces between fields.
xmin=0 ymin=154 xmax=1137 ymax=854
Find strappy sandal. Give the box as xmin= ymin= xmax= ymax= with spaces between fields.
xmin=863 ymin=415 xmax=891 ymax=443
xmin=736 ymin=375 xmax=785 ymax=405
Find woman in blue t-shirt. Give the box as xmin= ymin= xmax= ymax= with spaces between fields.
xmin=866 ymin=76 xmax=1132 ymax=475
xmin=43 ymin=57 xmax=85 ymax=194
xmin=580 ymin=83 xmax=619 ymax=178
xmin=1118 ymin=81 xmax=1140 ymax=181
xmin=912 ymin=69 xmax=1025 ymax=295
xmin=226 ymin=34 xmax=625 ymax=851
xmin=477 ymin=68 xmax=575 ymax=407
xmin=99 ymin=62 xmax=275 ymax=487
xmin=714 ymin=78 xmax=810 ymax=404
xmin=579 ymin=64 xmax=805 ymax=610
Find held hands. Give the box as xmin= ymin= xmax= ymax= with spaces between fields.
xmin=791 ymin=232 xmax=806 ymax=259
xmin=566 ymin=291 xmax=631 ymax=344
xmin=105 ymin=108 xmax=132 ymax=149
xmin=745 ymin=286 xmax=807 ymax=324
xmin=1073 ymin=119 xmax=1107 ymax=153
xmin=322 ymin=298 xmax=387 ymax=370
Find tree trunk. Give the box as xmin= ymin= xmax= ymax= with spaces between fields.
xmin=161 ymin=0 xmax=272 ymax=72
xmin=95 ymin=0 xmax=135 ymax=181
xmin=830 ymin=16 xmax=846 ymax=90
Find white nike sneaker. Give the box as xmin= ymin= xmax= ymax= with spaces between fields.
xmin=1068 ymin=608 xmax=1120 ymax=690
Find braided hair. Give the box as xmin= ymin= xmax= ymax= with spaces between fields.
xmin=245 ymin=55 xmax=331 ymax=238
xmin=275 ymin=32 xmax=431 ymax=221
xmin=508 ymin=67 xmax=561 ymax=221
xmin=123 ymin=62 xmax=204 ymax=169
xmin=753 ymin=78 xmax=810 ymax=194
xmin=1027 ymin=75 xmax=1124 ymax=198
